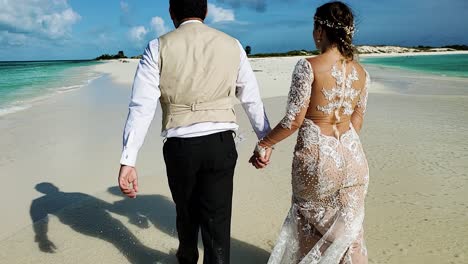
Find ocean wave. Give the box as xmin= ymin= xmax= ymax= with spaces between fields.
xmin=0 ymin=105 xmax=32 ymax=117
xmin=55 ymin=84 xmax=85 ymax=93
xmin=0 ymin=73 xmax=105 ymax=117
xmin=87 ymin=74 xmax=104 ymax=83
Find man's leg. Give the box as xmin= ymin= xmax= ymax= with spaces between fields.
xmin=163 ymin=139 xmax=202 ymax=264
xmin=198 ymin=132 xmax=238 ymax=264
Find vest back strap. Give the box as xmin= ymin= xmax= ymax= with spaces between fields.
xmin=163 ymin=97 xmax=234 ymax=116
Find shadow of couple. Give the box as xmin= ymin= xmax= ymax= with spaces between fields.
xmin=30 ymin=182 xmax=270 ymax=264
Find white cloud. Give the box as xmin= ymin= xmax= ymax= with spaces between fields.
xmin=150 ymin=17 xmax=169 ymax=36
xmin=128 ymin=26 xmax=148 ymax=46
xmin=208 ymin=3 xmax=236 ymax=23
xmin=40 ymin=8 xmax=81 ymax=39
xmin=0 ymin=0 xmax=81 ymax=42
xmin=129 ymin=17 xmax=170 ymax=48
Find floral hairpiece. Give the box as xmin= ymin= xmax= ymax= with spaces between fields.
xmin=314 ymin=16 xmax=355 ymax=37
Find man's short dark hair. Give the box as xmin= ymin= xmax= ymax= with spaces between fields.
xmin=170 ymin=0 xmax=208 ymax=21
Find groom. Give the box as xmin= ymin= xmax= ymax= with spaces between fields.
xmin=117 ymin=0 xmax=270 ymax=263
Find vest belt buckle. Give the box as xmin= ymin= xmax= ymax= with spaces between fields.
xmin=190 ymin=103 xmax=197 ymax=112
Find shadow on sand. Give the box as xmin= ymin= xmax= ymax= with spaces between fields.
xmin=30 ymin=183 xmax=270 ymax=263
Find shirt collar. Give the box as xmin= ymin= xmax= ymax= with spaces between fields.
xmin=180 ymin=20 xmax=203 ymax=26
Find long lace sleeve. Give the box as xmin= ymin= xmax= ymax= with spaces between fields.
xmin=351 ymin=70 xmax=370 ymax=133
xmin=259 ymin=59 xmax=313 ymax=147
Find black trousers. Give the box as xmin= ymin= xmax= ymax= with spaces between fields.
xmin=163 ymin=131 xmax=238 ymax=264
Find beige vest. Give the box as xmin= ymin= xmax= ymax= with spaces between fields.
xmin=158 ymin=22 xmax=240 ymax=131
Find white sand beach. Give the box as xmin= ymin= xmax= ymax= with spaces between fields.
xmin=357 ymin=46 xmax=468 ymax=57
xmin=0 ymin=55 xmax=467 ymax=264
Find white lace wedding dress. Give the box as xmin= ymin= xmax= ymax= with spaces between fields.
xmin=259 ymin=58 xmax=370 ymax=264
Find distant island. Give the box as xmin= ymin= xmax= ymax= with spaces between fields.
xmin=95 ymin=51 xmax=141 ymax=61
xmin=356 ymin=44 xmax=468 ymax=54
xmin=94 ymin=45 xmax=468 ymax=60
xmin=250 ymin=45 xmax=468 ymax=58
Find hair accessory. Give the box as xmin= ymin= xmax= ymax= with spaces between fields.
xmin=314 ymin=16 xmax=355 ymax=37
xmin=339 ymin=37 xmax=354 ymax=49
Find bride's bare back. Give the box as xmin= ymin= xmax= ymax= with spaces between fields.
xmin=260 ymin=54 xmax=369 ymax=147
xmin=307 ymin=56 xmax=369 ymax=137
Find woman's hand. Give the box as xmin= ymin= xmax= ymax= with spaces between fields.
xmin=249 ymin=148 xmax=273 ymax=169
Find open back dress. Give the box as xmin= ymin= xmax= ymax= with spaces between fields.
xmin=260 ymin=58 xmax=370 ymax=264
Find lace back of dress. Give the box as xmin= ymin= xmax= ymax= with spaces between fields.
xmin=317 ymin=61 xmax=360 ymax=139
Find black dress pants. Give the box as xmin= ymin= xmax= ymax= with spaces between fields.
xmin=163 ymin=131 xmax=238 ymax=264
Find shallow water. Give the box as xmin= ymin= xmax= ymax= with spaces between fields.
xmin=361 ymin=54 xmax=468 ymax=78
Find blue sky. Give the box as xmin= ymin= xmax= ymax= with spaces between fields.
xmin=0 ymin=0 xmax=467 ymax=60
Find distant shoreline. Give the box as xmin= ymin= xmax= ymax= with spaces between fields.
xmin=359 ymin=50 xmax=468 ymax=58
xmin=246 ymin=50 xmax=468 ymax=59
xmin=92 ymin=50 xmax=468 ymax=62
xmin=93 ymin=45 xmax=468 ymax=61
xmin=249 ymin=49 xmax=468 ymax=59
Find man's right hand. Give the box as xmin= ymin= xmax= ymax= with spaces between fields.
xmin=118 ymin=165 xmax=139 ymax=199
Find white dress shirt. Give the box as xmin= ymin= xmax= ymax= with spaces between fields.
xmin=120 ymin=20 xmax=270 ymax=167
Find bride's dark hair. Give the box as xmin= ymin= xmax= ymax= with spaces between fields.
xmin=314 ymin=1 xmax=356 ymax=60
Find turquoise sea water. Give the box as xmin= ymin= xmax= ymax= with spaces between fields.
xmin=361 ymin=54 xmax=468 ymax=78
xmin=1 ymin=55 xmax=466 ymax=116
xmin=0 ymin=60 xmax=101 ymax=116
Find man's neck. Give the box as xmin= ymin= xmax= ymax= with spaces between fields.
xmin=177 ymin=18 xmax=204 ymax=28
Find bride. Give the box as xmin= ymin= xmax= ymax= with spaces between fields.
xmin=250 ymin=2 xmax=370 ymax=263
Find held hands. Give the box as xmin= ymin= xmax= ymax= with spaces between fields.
xmin=118 ymin=165 xmax=139 ymax=198
xmin=249 ymin=146 xmax=273 ymax=169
